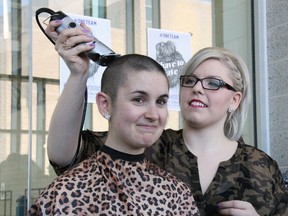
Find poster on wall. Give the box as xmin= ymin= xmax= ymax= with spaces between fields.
xmin=147 ymin=28 xmax=192 ymax=111
xmin=60 ymin=14 xmax=112 ymax=103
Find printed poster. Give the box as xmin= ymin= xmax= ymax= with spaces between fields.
xmin=147 ymin=28 xmax=192 ymax=111
xmin=60 ymin=14 xmax=112 ymax=103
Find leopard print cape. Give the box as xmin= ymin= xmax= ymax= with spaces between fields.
xmin=29 ymin=145 xmax=199 ymax=215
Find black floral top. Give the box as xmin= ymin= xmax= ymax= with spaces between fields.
xmin=51 ymin=129 xmax=288 ymax=216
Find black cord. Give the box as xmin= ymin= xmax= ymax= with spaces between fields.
xmin=35 ymin=8 xmax=57 ymax=45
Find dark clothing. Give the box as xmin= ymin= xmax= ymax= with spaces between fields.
xmin=51 ymin=129 xmax=288 ymax=216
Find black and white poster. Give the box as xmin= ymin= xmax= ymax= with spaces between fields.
xmin=147 ymin=28 xmax=192 ymax=111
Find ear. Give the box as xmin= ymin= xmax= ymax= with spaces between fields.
xmin=230 ymin=91 xmax=242 ymax=110
xmin=96 ymin=92 xmax=111 ymax=118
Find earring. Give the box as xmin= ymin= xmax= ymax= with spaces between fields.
xmin=104 ymin=113 xmax=111 ymax=120
xmin=228 ymin=107 xmax=234 ymax=113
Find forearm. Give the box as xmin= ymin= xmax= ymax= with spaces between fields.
xmin=48 ymin=72 xmax=88 ymax=166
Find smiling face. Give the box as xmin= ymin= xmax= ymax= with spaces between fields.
xmin=180 ymin=59 xmax=242 ymax=129
xmin=105 ymin=70 xmax=169 ymax=154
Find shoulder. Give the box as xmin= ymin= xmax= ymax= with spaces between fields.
xmin=160 ymin=128 xmax=183 ymax=141
xmin=145 ymin=128 xmax=182 ymax=161
xmin=238 ymin=143 xmax=275 ymax=162
xmin=236 ymin=142 xmax=281 ymax=174
xmin=30 ymin=155 xmax=99 ymax=214
xmin=48 ymin=154 xmax=100 ymax=191
xmin=153 ymin=128 xmax=183 ymax=149
xmin=50 ymin=130 xmax=107 ymax=176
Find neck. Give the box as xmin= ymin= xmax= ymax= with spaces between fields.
xmin=182 ymin=125 xmax=234 ymax=156
xmin=105 ymin=136 xmax=145 ymax=155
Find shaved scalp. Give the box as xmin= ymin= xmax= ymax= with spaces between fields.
xmin=100 ymin=54 xmax=169 ymax=102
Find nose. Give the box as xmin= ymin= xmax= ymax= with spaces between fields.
xmin=144 ymin=104 xmax=159 ymax=120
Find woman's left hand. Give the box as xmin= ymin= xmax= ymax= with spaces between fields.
xmin=217 ymin=200 xmax=259 ymax=216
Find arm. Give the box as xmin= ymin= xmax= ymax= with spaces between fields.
xmin=47 ymin=22 xmax=96 ymax=166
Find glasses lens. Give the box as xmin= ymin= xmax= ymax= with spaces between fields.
xmin=181 ymin=76 xmax=197 ymax=87
xmin=203 ymin=78 xmax=222 ymax=90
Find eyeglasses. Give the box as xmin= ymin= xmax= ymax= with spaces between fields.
xmin=180 ymin=75 xmax=237 ymax=92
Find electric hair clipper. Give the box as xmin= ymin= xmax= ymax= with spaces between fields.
xmin=35 ymin=8 xmax=120 ymax=66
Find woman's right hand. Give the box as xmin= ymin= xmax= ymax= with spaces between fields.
xmin=46 ymin=21 xmax=96 ymax=76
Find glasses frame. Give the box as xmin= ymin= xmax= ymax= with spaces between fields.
xmin=180 ymin=75 xmax=237 ymax=92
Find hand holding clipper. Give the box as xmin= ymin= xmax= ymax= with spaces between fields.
xmin=36 ymin=8 xmax=120 ymax=66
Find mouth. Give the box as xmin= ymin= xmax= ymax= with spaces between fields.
xmin=189 ymin=100 xmax=207 ymax=108
xmin=137 ymin=124 xmax=158 ymax=132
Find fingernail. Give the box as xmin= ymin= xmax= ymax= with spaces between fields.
xmin=55 ymin=20 xmax=62 ymax=23
xmin=88 ymin=41 xmax=96 ymax=46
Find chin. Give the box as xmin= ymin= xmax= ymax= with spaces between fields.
xmin=138 ymin=139 xmax=157 ymax=149
xmin=129 ymin=142 xmax=152 ymax=154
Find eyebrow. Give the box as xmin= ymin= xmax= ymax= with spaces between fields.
xmin=131 ymin=90 xmax=169 ymax=99
xmin=192 ymin=75 xmax=222 ymax=79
